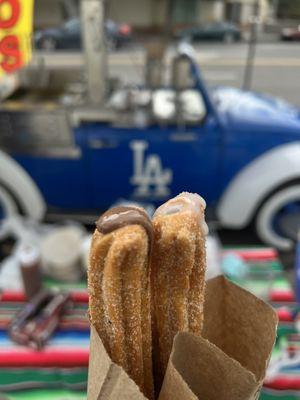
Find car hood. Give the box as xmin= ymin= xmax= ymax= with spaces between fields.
xmin=211 ymin=86 xmax=300 ymax=131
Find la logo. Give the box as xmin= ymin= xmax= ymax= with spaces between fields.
xmin=130 ymin=141 xmax=172 ymax=198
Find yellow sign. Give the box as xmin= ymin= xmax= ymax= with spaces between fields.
xmin=0 ymin=0 xmax=34 ymax=77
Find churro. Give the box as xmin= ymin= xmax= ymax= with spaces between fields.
xmin=88 ymin=206 xmax=154 ymax=399
xmin=151 ymin=193 xmax=208 ymax=391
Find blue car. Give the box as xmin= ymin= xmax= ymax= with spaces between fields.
xmin=1 ymin=47 xmax=300 ymax=251
xmin=175 ymin=22 xmax=241 ymax=43
xmin=34 ymin=18 xmax=132 ymax=51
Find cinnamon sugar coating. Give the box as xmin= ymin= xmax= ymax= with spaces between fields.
xmin=151 ymin=196 xmax=206 ymax=393
xmin=88 ymin=225 xmax=154 ymax=400
xmin=87 ymin=194 xmax=207 ymax=400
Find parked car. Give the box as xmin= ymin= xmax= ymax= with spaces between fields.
xmin=34 ymin=18 xmax=132 ymax=51
xmin=175 ymin=22 xmax=241 ymax=43
xmin=1 ymin=47 xmax=300 ymax=251
xmin=281 ymin=26 xmax=300 ymax=41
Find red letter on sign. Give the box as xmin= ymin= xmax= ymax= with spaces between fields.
xmin=0 ymin=35 xmax=22 ymax=73
xmin=0 ymin=0 xmax=20 ymax=29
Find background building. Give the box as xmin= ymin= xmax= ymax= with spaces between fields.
xmin=276 ymin=0 xmax=300 ymax=19
xmin=224 ymin=0 xmax=270 ymax=25
xmin=107 ymin=0 xmax=270 ymax=30
xmin=33 ymin=0 xmax=272 ymax=30
xmin=34 ymin=0 xmax=79 ymax=28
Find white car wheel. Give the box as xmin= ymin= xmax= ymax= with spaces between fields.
xmin=255 ymin=185 xmax=300 ymax=251
xmin=0 ymin=186 xmax=18 ymax=238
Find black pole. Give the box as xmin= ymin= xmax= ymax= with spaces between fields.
xmin=243 ymin=0 xmax=259 ymax=91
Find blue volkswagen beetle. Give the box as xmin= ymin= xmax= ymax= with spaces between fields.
xmin=1 ymin=47 xmax=300 ymax=250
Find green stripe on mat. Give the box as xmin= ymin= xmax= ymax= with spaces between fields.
xmin=43 ymin=279 xmax=86 ymax=291
xmin=3 ymin=389 xmax=86 ymax=400
xmin=0 ymin=368 xmax=87 ymax=390
xmin=260 ymin=389 xmax=300 ymax=400
xmin=249 ymin=262 xmax=283 ymax=273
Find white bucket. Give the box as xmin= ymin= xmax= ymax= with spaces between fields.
xmin=40 ymin=226 xmax=84 ymax=283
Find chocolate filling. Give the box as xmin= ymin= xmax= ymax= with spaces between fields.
xmin=96 ymin=206 xmax=153 ymax=243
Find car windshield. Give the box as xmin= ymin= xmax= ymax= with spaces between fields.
xmin=202 ymin=22 xmax=222 ymax=31
xmin=202 ymin=23 xmax=213 ymax=30
xmin=64 ymin=19 xmax=80 ymax=32
xmin=220 ymin=22 xmax=232 ymax=28
xmin=206 ymin=22 xmax=234 ymax=30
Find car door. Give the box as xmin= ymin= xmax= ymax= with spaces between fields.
xmin=208 ymin=23 xmax=222 ymax=41
xmin=197 ymin=25 xmax=210 ymax=41
xmin=147 ymin=89 xmax=222 ymax=206
xmin=62 ymin=20 xmax=81 ymax=50
xmin=84 ymin=88 xmax=222 ymax=211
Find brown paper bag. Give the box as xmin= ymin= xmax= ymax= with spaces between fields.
xmin=87 ymin=276 xmax=278 ymax=400
xmin=87 ymin=325 xmax=147 ymax=400
xmin=158 ymin=276 xmax=278 ymax=400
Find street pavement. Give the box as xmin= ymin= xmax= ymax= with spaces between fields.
xmin=197 ymin=42 xmax=300 ymax=108
xmin=33 ymin=41 xmax=300 ymax=107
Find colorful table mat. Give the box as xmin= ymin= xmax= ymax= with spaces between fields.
xmin=0 ymin=368 xmax=87 ymax=391
xmin=230 ymin=247 xmax=300 ymax=399
xmin=0 ymin=246 xmax=298 ymax=399
xmin=5 ymin=389 xmax=87 ymax=399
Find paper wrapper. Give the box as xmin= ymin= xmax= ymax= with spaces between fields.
xmin=88 ymin=324 xmax=147 ymax=400
xmin=87 ymin=276 xmax=278 ymax=400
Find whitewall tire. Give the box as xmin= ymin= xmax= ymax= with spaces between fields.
xmin=255 ymin=185 xmax=300 ymax=251
xmin=0 ymin=186 xmax=19 ymax=238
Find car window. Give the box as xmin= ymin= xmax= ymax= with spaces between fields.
xmin=64 ymin=19 xmax=80 ymax=33
xmin=202 ymin=24 xmax=213 ymax=31
xmin=223 ymin=22 xmax=235 ymax=30
xmin=152 ymin=89 xmax=206 ymax=125
xmin=211 ymin=22 xmax=224 ymax=31
xmin=219 ymin=22 xmax=228 ymax=29
xmin=204 ymin=22 xmax=220 ymax=30
xmin=181 ymin=89 xmax=206 ymax=123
